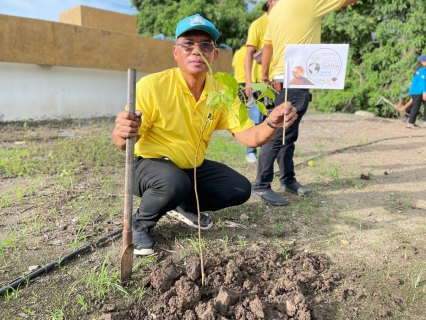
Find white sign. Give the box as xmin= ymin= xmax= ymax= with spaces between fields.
xmin=284 ymin=44 xmax=349 ymax=89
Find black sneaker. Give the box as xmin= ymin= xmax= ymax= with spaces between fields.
xmin=133 ymin=230 xmax=154 ymax=255
xmin=280 ymin=181 xmax=312 ymax=197
xmin=166 ymin=207 xmax=213 ymax=230
xmin=251 ymin=189 xmax=287 ymax=206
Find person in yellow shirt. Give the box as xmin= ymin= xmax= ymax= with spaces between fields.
xmin=113 ymin=14 xmax=298 ymax=255
xmin=232 ymin=36 xmax=248 ymax=101
xmin=243 ymin=0 xmax=278 ymax=164
xmin=252 ymin=0 xmax=359 ymax=205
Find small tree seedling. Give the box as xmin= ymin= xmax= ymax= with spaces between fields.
xmin=193 ymin=46 xmax=276 ymax=285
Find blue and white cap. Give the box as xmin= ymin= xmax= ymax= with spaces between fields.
xmin=175 ymin=14 xmax=220 ymax=43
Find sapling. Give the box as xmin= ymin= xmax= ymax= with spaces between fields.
xmin=193 ymin=47 xmax=276 ymax=285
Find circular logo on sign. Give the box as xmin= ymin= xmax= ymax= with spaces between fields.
xmin=306 ymin=48 xmax=342 ymax=85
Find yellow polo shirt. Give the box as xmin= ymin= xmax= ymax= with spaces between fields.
xmin=247 ymin=13 xmax=269 ymax=82
xmin=264 ymin=0 xmax=345 ymax=77
xmin=232 ymin=46 xmax=247 ymax=83
xmin=134 ymin=68 xmax=254 ymax=169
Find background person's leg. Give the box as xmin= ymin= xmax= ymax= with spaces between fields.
xmin=253 ymin=127 xmax=283 ymax=190
xmin=276 ymin=89 xmax=310 ymax=186
xmin=246 ymin=102 xmax=265 ymax=161
xmin=408 ymin=95 xmax=422 ymax=125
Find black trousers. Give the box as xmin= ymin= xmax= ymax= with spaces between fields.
xmin=253 ymin=88 xmax=310 ymax=191
xmin=132 ymin=157 xmax=251 ymax=232
xmin=409 ymin=94 xmax=426 ymax=124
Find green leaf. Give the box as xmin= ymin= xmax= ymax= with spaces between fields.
xmin=207 ymin=91 xmax=221 ymax=111
xmin=256 ymin=101 xmax=268 ymax=115
xmin=250 ymin=83 xmax=268 ymax=92
xmin=264 ymin=88 xmax=276 ymax=99
xmin=214 ymin=72 xmax=239 ymax=96
xmin=238 ymin=102 xmax=248 ymax=128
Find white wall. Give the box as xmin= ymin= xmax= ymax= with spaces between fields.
xmin=0 ymin=62 xmax=147 ymax=122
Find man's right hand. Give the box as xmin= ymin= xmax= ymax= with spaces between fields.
xmin=113 ymin=110 xmax=142 ymax=149
xmin=114 ymin=110 xmax=142 ymax=139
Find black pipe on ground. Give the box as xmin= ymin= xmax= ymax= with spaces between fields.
xmin=0 ymin=229 xmax=122 ymax=296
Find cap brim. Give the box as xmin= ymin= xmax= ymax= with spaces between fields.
xmin=176 ymin=26 xmax=219 ymax=43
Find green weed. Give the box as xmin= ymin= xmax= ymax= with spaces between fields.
xmin=2 ymin=287 xmax=20 ymax=302
xmin=278 ymin=248 xmax=291 ymax=260
xmin=47 ymin=308 xmax=65 ymax=320
xmin=0 ymin=195 xmax=12 ymax=208
xmin=22 ymin=307 xmax=36 ymax=316
xmin=70 ymin=252 xmax=128 ymax=299
xmin=237 ymin=235 xmax=247 ymax=246
xmin=413 ymin=268 xmax=424 ymax=288
xmin=188 ymin=237 xmax=208 ymax=253
xmin=77 ymin=295 xmax=88 ymax=311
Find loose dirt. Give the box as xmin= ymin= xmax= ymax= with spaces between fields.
xmin=131 ymin=249 xmax=339 ymax=320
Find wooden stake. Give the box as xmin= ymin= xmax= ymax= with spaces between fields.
xmin=283 ymin=60 xmax=288 ymax=145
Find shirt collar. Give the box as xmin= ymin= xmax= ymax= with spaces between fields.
xmin=176 ymin=67 xmax=213 ymax=100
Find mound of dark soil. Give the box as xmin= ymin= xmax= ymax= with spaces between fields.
xmin=130 ymin=249 xmax=340 ymax=320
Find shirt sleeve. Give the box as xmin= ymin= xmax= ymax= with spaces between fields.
xmin=264 ymin=21 xmax=271 ymax=44
xmin=314 ymin=0 xmax=346 ymax=18
xmin=246 ymin=19 xmax=262 ymax=49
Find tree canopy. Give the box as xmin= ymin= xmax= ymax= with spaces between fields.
xmin=318 ymin=0 xmax=426 ymax=117
xmin=131 ymin=0 xmax=426 ymax=117
xmin=130 ymin=0 xmax=262 ymax=50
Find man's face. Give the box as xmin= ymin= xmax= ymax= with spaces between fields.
xmin=173 ymin=30 xmax=219 ymax=76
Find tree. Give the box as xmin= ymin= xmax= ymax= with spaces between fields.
xmin=130 ymin=0 xmax=262 ymax=50
xmin=317 ymin=0 xmax=426 ymax=117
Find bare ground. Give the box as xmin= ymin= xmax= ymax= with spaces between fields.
xmin=1 ymin=111 xmax=426 ymax=319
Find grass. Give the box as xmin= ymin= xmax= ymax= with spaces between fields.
xmin=205 ymin=131 xmax=246 ymax=168
xmin=70 ymin=252 xmax=128 ymax=299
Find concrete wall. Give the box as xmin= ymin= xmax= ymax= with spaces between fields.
xmin=0 ymin=9 xmax=233 ymax=122
xmin=0 ymin=62 xmax=147 ymax=122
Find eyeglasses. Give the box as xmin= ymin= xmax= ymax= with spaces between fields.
xmin=176 ymin=41 xmax=215 ymax=53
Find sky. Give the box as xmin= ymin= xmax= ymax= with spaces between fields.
xmin=0 ymin=0 xmax=139 ymax=22
xmin=0 ymin=0 xmax=259 ymax=22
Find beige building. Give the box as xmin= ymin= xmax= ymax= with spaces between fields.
xmin=0 ymin=6 xmax=232 ymax=122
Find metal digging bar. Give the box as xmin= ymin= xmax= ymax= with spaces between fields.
xmin=0 ymin=228 xmax=122 ymax=296
xmin=120 ymin=69 xmax=137 ymax=283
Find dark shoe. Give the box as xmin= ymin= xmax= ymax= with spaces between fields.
xmin=280 ymin=181 xmax=312 ymax=197
xmin=251 ymin=189 xmax=287 ymax=206
xmin=406 ymin=123 xmax=420 ymax=129
xmin=166 ymin=208 xmax=213 ymax=230
xmin=133 ymin=230 xmax=154 ymax=256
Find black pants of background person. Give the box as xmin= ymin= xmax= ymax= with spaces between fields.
xmin=409 ymin=94 xmax=426 ymax=124
xmin=132 ymin=157 xmax=251 ymax=232
xmin=252 ymin=88 xmax=310 ymax=191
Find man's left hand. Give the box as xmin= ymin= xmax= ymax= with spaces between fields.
xmin=267 ymin=102 xmax=298 ymax=129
